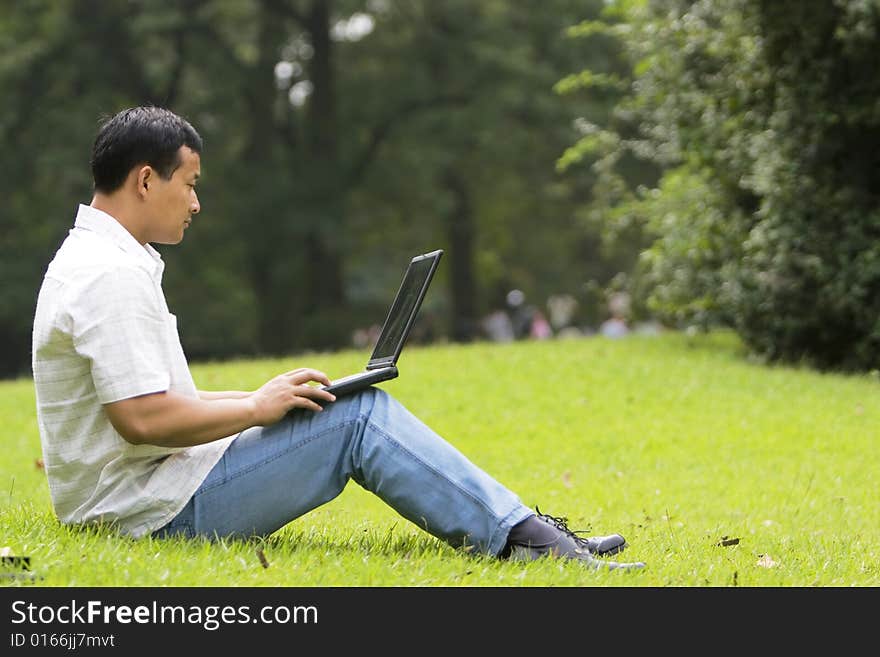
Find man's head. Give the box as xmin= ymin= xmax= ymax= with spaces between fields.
xmin=90 ymin=106 xmax=203 ymax=245
xmin=91 ymin=106 xmax=202 ymax=193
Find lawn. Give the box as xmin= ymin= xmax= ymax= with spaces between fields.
xmin=1 ymin=330 xmax=877 ymax=586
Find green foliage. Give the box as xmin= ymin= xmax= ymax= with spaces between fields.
xmin=2 ymin=334 xmax=879 ymax=586
xmin=628 ymin=166 xmax=749 ymax=329
xmin=1 ymin=0 xmax=635 ymax=377
xmin=563 ymin=0 xmax=880 ymax=371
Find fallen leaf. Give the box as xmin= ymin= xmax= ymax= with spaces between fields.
xmin=34 ymin=459 xmax=44 ymax=470
xmin=561 ymin=471 xmax=572 ymax=488
xmin=756 ymin=554 xmax=777 ymax=568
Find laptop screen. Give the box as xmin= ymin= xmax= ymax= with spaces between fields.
xmin=367 ymin=250 xmax=442 ymax=369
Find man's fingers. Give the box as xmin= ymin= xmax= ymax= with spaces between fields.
xmin=295 ymin=398 xmax=325 ymax=413
xmin=286 ymin=368 xmax=332 ymax=386
xmin=294 ymin=383 xmax=335 ymax=404
xmin=290 ymin=389 xmax=334 ymax=412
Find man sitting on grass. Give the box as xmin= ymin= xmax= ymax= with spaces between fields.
xmin=31 ymin=105 xmax=644 ymax=572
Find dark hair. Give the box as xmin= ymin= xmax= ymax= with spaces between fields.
xmin=90 ymin=106 xmax=203 ymax=193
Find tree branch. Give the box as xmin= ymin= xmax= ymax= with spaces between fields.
xmin=262 ymin=0 xmax=308 ymax=28
xmin=346 ymin=93 xmax=469 ymax=189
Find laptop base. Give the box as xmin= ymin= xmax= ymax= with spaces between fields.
xmin=321 ymin=365 xmax=399 ymax=398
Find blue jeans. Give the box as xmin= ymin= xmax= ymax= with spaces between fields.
xmin=152 ymin=387 xmax=532 ymax=556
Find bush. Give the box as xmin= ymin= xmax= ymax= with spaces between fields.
xmin=569 ymin=0 xmax=880 ymax=371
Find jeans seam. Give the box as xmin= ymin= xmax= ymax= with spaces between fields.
xmin=197 ymin=414 xmax=366 ymax=494
xmin=365 ymin=417 xmax=519 ymax=551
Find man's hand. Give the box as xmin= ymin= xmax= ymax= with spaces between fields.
xmin=105 ymin=367 xmax=336 ymax=448
xmin=249 ymin=368 xmax=336 ymax=425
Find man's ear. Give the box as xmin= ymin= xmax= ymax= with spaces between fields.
xmin=136 ymin=165 xmax=153 ymax=199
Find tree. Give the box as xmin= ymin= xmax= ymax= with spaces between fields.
xmin=563 ymin=0 xmax=880 ymax=371
xmin=1 ymin=0 xmax=644 ymax=378
xmin=347 ymin=0 xmax=637 ymax=336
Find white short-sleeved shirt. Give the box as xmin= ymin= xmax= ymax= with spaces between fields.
xmin=32 ymin=204 xmax=233 ymax=538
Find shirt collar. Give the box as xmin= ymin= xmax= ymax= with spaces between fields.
xmin=73 ymin=204 xmax=165 ymax=279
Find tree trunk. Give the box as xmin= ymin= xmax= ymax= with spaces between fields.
xmin=443 ymin=168 xmax=479 ymax=341
xmin=246 ymin=0 xmax=299 ymax=354
xmin=300 ymin=0 xmax=347 ymax=347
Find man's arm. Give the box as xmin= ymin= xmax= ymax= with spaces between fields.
xmin=104 ymin=368 xmax=336 ymax=448
xmin=198 ymin=390 xmax=251 ymax=400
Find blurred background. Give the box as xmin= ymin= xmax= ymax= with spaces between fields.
xmin=2 ymin=0 xmax=879 ymax=379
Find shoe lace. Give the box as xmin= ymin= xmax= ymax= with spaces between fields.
xmin=535 ymin=506 xmax=593 ymax=546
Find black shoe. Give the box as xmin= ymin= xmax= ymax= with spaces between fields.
xmin=534 ymin=507 xmax=629 ymax=556
xmin=506 ymin=507 xmax=645 ymax=571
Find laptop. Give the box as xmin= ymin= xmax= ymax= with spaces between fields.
xmin=320 ymin=249 xmax=443 ymax=399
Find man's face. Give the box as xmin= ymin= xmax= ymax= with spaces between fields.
xmin=143 ymin=146 xmax=201 ymax=245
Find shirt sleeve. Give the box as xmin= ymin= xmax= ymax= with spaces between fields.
xmin=70 ymin=265 xmax=173 ymax=404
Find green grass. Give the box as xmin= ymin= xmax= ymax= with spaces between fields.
xmin=2 ymin=330 xmax=878 ymax=586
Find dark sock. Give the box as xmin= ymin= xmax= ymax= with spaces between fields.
xmin=500 ymin=513 xmax=559 ymax=557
